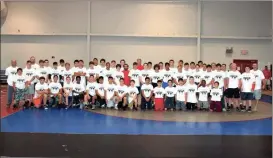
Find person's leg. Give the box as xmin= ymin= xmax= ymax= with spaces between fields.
xmin=147 ymin=99 xmax=152 ymax=110
xmin=215 ymin=101 xmax=222 ymax=112
xmin=176 ymin=101 xmax=181 ymax=110
xmin=141 ymin=97 xmax=146 ymax=110
xmin=164 ymin=97 xmax=169 ymax=110
xmin=43 ymin=94 xmax=48 ymax=109
xmin=209 ymin=101 xmax=214 ymax=111
xmin=170 ymin=97 xmax=175 ymax=110
xmin=7 ymin=85 xmax=14 ymax=106
xmin=253 ymin=90 xmax=261 ymax=111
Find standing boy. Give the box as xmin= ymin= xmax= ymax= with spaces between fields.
xmin=141 ymin=77 xmax=153 ymax=110
xmin=186 ymin=76 xmax=198 ymax=110
xmin=164 ymin=80 xmax=176 ymax=110
xmin=175 ymin=78 xmax=187 ymax=111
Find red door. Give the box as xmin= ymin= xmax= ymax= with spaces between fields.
xmin=233 ymin=59 xmax=258 ymax=73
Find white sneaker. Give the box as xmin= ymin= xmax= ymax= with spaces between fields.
xmin=44 ymin=107 xmax=48 ymax=110
xmin=114 ymin=106 xmax=118 ymax=110
xmin=101 ymin=104 xmax=105 ymax=108
xmin=222 ymin=108 xmax=226 ymax=112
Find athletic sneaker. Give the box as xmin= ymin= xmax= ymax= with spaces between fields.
xmin=247 ymin=107 xmax=252 ymax=112
xmin=101 ymin=104 xmax=105 ymax=108
xmin=240 ymin=105 xmax=246 ymax=112
xmin=236 ymin=107 xmax=241 ymax=112
xmin=222 ymin=108 xmax=226 ymax=112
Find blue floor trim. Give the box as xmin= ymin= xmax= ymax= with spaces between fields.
xmin=260 ymin=94 xmax=272 ymax=104
xmin=1 ymin=108 xmax=272 ymax=135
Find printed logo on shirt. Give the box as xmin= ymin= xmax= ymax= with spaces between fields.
xmin=255 ymin=75 xmax=259 ymax=78
xmin=65 ymin=87 xmax=71 ymax=91
xmin=10 ymin=72 xmax=17 ymax=75
xmin=230 ymin=75 xmax=238 ymax=79
xmin=41 ymin=71 xmax=47 ymax=75
xmin=75 ymin=88 xmax=81 ymax=92
xmin=153 ymin=76 xmax=160 ymax=80
xmin=156 ymin=91 xmax=163 ymax=95
xmin=177 ymin=90 xmax=184 ymax=93
xmin=130 ymin=91 xmax=136 ymax=95
xmin=89 ymin=86 xmax=96 ymax=90
xmin=143 ymin=89 xmax=151 ymax=93
xmin=106 ymin=74 xmax=112 ymax=78
xmin=132 ymin=74 xmax=139 ymax=78
xmin=194 ymin=75 xmax=201 ymax=79
xmin=26 ymin=73 xmax=33 ymax=76
xmin=107 ymin=88 xmax=115 ymax=92
xmin=116 ymin=75 xmax=122 ymax=79
xmin=215 ymin=75 xmax=222 ymax=80
xmin=204 ymin=75 xmax=210 ymax=79
xmin=167 ymin=91 xmax=173 ymax=95
xmin=212 ymin=92 xmax=220 ymax=96
xmin=186 ymin=75 xmax=190 ymax=79
xmin=243 ymin=77 xmax=251 ymax=81
xmin=188 ymin=89 xmax=195 ymax=93
xmin=142 ymin=74 xmax=149 ymax=77
xmin=164 ymin=74 xmax=171 ymax=78
xmin=200 ymin=91 xmax=208 ymax=95
xmin=17 ymin=79 xmax=25 ymax=83
xmin=118 ymin=90 xmax=124 ymax=94
xmin=52 ymin=87 xmax=59 ymax=90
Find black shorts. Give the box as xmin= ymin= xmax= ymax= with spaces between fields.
xmin=241 ymin=92 xmax=254 ymax=100
xmin=117 ymin=97 xmax=125 ymax=108
xmin=88 ymin=94 xmax=95 ymax=102
xmin=225 ymin=88 xmax=240 ymax=99
xmin=136 ymin=86 xmax=141 ymax=94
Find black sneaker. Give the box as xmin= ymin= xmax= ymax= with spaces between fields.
xmin=230 ymin=104 xmax=234 ymax=109
xmin=236 ymin=107 xmax=241 ymax=112
xmin=227 ymin=105 xmax=231 ymax=111
xmin=240 ymin=105 xmax=246 ymax=112
xmin=247 ymin=107 xmax=252 ymax=113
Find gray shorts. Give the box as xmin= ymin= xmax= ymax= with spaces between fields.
xmin=253 ymin=89 xmax=262 ymax=100
xmin=25 ymin=84 xmax=35 ymax=95
xmin=107 ymin=98 xmax=115 ymax=108
xmin=199 ymin=101 xmax=209 ymax=109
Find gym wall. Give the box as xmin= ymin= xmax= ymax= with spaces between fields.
xmin=1 ymin=1 xmax=272 ymax=68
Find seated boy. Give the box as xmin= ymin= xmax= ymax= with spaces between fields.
xmin=48 ymin=75 xmax=63 ymax=108
xmin=72 ymin=76 xmax=85 ymax=109
xmin=63 ymin=76 xmax=73 ymax=109
xmin=127 ymin=80 xmax=139 ymax=110
xmin=153 ymin=80 xmax=165 ymax=111
xmin=95 ymin=76 xmax=106 ymax=108
xmin=34 ymin=76 xmax=49 ymax=109
xmin=115 ymin=78 xmax=128 ymax=110
xmin=105 ymin=76 xmax=117 ymax=109
xmin=85 ymin=75 xmax=98 ymax=109
xmin=210 ymin=81 xmax=223 ymax=112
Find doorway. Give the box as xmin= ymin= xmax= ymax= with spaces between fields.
xmin=233 ymin=59 xmax=258 ymax=73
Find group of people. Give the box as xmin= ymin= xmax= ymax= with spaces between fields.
xmin=5 ymin=56 xmax=268 ymax=112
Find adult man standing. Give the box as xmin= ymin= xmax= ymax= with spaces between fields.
xmin=225 ymin=63 xmax=241 ymax=111
xmin=30 ymin=56 xmax=40 ymax=70
xmin=136 ymin=59 xmax=144 ymax=70
xmin=5 ymin=60 xmax=18 ymax=107
xmin=262 ymin=66 xmax=271 ymax=90
xmin=250 ymin=63 xmax=266 ymax=111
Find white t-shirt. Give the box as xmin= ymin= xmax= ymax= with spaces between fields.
xmin=162 ymin=69 xmax=173 ymax=83
xmin=170 ymin=67 xmax=178 ymax=74
xmin=213 ymin=71 xmax=226 ymax=88
xmin=57 ymin=66 xmax=65 ymax=74
xmin=113 ymin=71 xmax=124 ymax=85
xmin=100 ymin=69 xmax=113 ymax=85
xmin=193 ymin=70 xmax=203 ymax=83
xmin=182 ymin=70 xmax=193 ymax=81
xmin=23 ymin=68 xmax=35 ymax=84
xmin=31 ymin=63 xmax=40 ymax=70
xmin=62 ymin=69 xmax=73 ymax=84
xmin=72 ymin=83 xmax=85 ymax=96
xmin=34 ymin=82 xmax=48 ymax=98
xmin=95 ymin=65 xmax=106 ymax=74
xmin=75 ymin=67 xmax=87 ymax=86
xmin=13 ymin=75 xmax=27 ymax=89
xmin=50 ymin=68 xmax=61 ymax=82
xmin=241 ymin=72 xmax=255 ymax=92
xmin=174 ymin=72 xmax=184 ymax=83
xmin=105 ymin=83 xmax=117 ymax=100
xmin=202 ymin=71 xmax=214 ymax=85
xmin=197 ymin=86 xmax=210 ymax=102
xmin=127 ymin=86 xmax=139 ymax=103
xmin=110 ymin=67 xmax=116 ymax=72
xmin=86 ymin=68 xmax=99 ymax=77
xmin=128 ymin=69 xmax=141 ymax=87
xmin=186 ymin=84 xmax=198 ymax=103
xmin=226 ymin=70 xmax=241 ymax=89
xmin=141 ymin=84 xmax=154 ymax=98
xmin=165 ymin=86 xmax=176 ymax=97
xmin=36 ymin=67 xmax=48 ymax=78
xmin=63 ymin=82 xmax=73 ymax=96
xmin=140 ymin=70 xmax=151 ymax=83
xmin=210 ymin=88 xmax=223 ymax=102
xmin=175 ymin=85 xmax=187 ymax=101
xmin=5 ymin=66 xmax=18 ymax=86
xmin=189 ymin=68 xmax=196 ymax=74
xmin=151 ymin=71 xmax=163 ymax=83
xmin=48 ymin=82 xmax=62 ymax=95
xmin=86 ymin=82 xmax=97 ymax=96
xmin=250 ymin=69 xmax=265 ymax=90
xmin=153 ymin=87 xmax=165 ymax=98
xmin=96 ymin=83 xmax=105 ymax=97
xmin=116 ymin=85 xmax=128 ymax=97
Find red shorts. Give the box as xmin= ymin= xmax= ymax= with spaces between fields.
xmin=154 ymin=98 xmax=164 ymax=111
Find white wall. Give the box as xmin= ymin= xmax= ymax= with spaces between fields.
xmin=1 ymin=1 xmax=272 ymax=69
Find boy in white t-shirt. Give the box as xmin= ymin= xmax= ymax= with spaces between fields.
xmin=13 ymin=68 xmax=27 ymax=108
xmin=115 ymin=78 xmax=128 ymax=110
xmin=23 ymin=60 xmax=36 ymax=106
xmin=34 ymin=77 xmax=49 ymax=109
xmin=197 ymin=80 xmax=210 ymax=111
xmin=48 ymin=75 xmax=63 ymax=108
xmin=175 ymin=78 xmax=187 ymax=111
xmin=72 ymin=76 xmax=85 ymax=109
xmin=5 ymin=60 xmax=18 ymax=107
xmin=240 ymin=66 xmax=255 ymax=112
xmin=49 ymin=62 xmax=61 ymax=83
xmin=105 ymin=76 xmax=117 ymax=109
xmin=85 ymin=75 xmax=98 ymax=109
xmin=127 ymin=80 xmax=139 ymax=110
xmin=62 ymin=63 xmax=74 ymax=84
xmin=151 ymin=64 xmax=163 ymax=88
xmin=86 ymin=61 xmax=99 ymax=81
xmin=210 ymin=81 xmax=223 ymax=112
xmin=63 ymin=76 xmax=73 ymax=109
xmin=95 ymin=76 xmax=106 ymax=108
xmin=153 ymin=80 xmax=165 ymax=111
xmin=113 ymin=64 xmax=124 ymax=86
xmin=186 ymin=76 xmax=198 ymax=110
xmin=140 ymin=63 xmax=151 ymax=85
xmin=141 ymin=77 xmax=154 ymax=110
xmin=164 ymin=80 xmax=176 ymax=110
